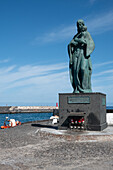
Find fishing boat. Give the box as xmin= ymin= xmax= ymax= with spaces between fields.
xmin=1 ymin=117 xmax=21 ymax=129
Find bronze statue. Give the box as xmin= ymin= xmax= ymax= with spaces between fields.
xmin=68 ymin=19 xmax=95 ymax=93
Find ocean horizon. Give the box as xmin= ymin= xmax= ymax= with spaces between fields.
xmin=0 ymin=102 xmax=56 ymax=107
xmin=0 ymin=102 xmax=112 ymax=107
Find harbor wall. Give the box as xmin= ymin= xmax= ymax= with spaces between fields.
xmin=0 ymin=106 xmax=58 ymax=113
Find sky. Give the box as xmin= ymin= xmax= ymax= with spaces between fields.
xmin=0 ymin=0 xmax=113 ymax=106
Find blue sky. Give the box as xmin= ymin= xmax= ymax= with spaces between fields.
xmin=0 ymin=0 xmax=113 ymax=106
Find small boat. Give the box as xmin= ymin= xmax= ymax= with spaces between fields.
xmin=1 ymin=117 xmax=21 ymax=129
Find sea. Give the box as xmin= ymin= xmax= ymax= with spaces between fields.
xmin=0 ymin=102 xmax=54 ymax=128
xmin=106 ymin=106 xmax=113 ymax=110
xmin=0 ymin=112 xmax=53 ymax=128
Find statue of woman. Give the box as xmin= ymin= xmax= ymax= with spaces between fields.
xmin=68 ymin=19 xmax=95 ymax=93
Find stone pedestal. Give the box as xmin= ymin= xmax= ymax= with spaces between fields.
xmin=58 ymin=93 xmax=107 ymax=131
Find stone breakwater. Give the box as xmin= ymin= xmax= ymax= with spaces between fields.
xmin=0 ymin=106 xmax=58 ymax=113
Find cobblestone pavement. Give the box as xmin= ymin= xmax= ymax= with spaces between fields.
xmin=0 ymin=121 xmax=113 ymax=170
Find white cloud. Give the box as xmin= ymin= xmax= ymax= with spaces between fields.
xmin=0 ymin=60 xmax=112 ymax=104
xmin=32 ymin=25 xmax=75 ymax=44
xmin=0 ymin=63 xmax=67 ymax=84
xmin=91 ymin=60 xmax=113 ymax=105
xmin=0 ymin=59 xmax=10 ymax=64
xmin=0 ymin=63 xmax=69 ymax=91
xmin=4 ymin=71 xmax=68 ymax=90
xmin=86 ymin=11 xmax=113 ymax=34
xmin=93 ymin=60 xmax=113 ymax=68
xmin=0 ymin=65 xmax=16 ymax=75
xmin=92 ymin=60 xmax=113 ymax=81
xmin=93 ymin=69 xmax=113 ymax=77
xmin=32 ymin=11 xmax=113 ymax=44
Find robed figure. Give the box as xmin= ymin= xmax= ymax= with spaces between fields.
xmin=68 ymin=19 xmax=95 ymax=93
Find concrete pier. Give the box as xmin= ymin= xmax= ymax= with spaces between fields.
xmin=0 ymin=106 xmax=57 ymax=113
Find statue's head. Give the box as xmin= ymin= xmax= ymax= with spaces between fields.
xmin=77 ymin=19 xmax=86 ymax=33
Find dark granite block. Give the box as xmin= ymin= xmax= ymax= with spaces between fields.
xmin=58 ymin=93 xmax=107 ymax=131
